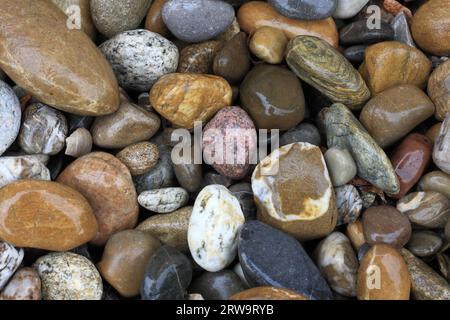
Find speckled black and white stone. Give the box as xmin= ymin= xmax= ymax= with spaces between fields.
xmin=0 ymin=241 xmax=24 ymax=290
xmin=138 ymin=187 xmax=189 ymax=213
xmin=91 ymin=0 xmax=153 ymax=38
xmin=33 ymin=252 xmax=103 ymax=300
xmin=162 ymin=0 xmax=235 ymax=43
xmin=0 ymin=80 xmax=21 ymax=156
xmin=188 ymin=185 xmax=245 ymax=272
xmin=335 ymin=184 xmax=363 ymax=226
xmin=18 ymin=103 xmax=68 ymax=156
xmin=0 ymin=155 xmax=50 ymax=188
xmin=100 ymin=29 xmax=179 ymax=92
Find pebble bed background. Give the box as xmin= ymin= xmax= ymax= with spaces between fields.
xmin=0 ymin=0 xmax=449 ymax=301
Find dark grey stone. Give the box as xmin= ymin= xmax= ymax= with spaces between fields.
xmin=162 ymin=0 xmax=235 ymax=43
xmin=269 ymin=0 xmax=337 ymax=20
xmin=189 ymin=270 xmax=245 ymax=300
xmin=391 ymin=11 xmax=416 ymax=48
xmin=344 ymin=45 xmax=368 ymax=63
xmin=280 ymin=122 xmax=321 ymax=147
xmin=238 ymin=221 xmax=333 ymax=300
xmin=229 ymin=183 xmax=256 ymax=220
xmin=141 ymin=246 xmax=192 ymax=300
xmin=339 ymin=20 xmax=394 ymax=46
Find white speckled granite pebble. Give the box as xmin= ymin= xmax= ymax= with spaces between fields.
xmin=34 ymin=252 xmax=103 ymax=300
xmin=138 ymin=187 xmax=189 ymax=213
xmin=0 ymin=156 xmax=50 ymax=188
xmin=188 ymin=185 xmax=245 ymax=272
xmin=0 ymin=80 xmax=21 ymax=156
xmin=100 ymin=29 xmax=179 ymax=91
xmin=0 ymin=241 xmax=24 ymax=290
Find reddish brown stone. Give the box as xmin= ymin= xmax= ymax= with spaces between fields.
xmin=57 ymin=152 xmax=139 ymax=246
xmin=390 ymin=134 xmax=432 ymax=199
xmin=230 ymin=287 xmax=308 ymax=300
xmin=362 ymin=206 xmax=412 ymax=248
xmin=145 ymin=0 xmax=170 ymax=37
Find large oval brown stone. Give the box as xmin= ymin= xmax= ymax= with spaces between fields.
xmin=0 ymin=0 xmax=120 ymax=116
xmin=0 ymin=180 xmax=97 ymax=251
xmin=57 ymin=152 xmax=139 ymax=246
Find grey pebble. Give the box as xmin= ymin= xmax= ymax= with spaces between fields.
xmin=0 ymin=80 xmax=21 ymax=156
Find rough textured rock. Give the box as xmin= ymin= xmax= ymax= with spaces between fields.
xmin=0 ymin=80 xmax=21 ymax=156
xmin=116 ymin=142 xmax=159 ymax=176
xmin=138 ymin=188 xmax=189 ymax=213
xmin=0 ymin=156 xmax=50 ymax=188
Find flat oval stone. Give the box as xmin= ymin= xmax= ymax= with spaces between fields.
xmin=324 ymin=147 xmax=357 ymax=187
xmin=213 ymin=32 xmax=250 ymax=84
xmin=340 ymin=20 xmax=394 ymax=46
xmin=419 ymin=171 xmax=450 ymax=199
xmin=357 ymin=244 xmax=410 ymax=300
xmin=100 ymin=30 xmax=178 ymax=92
xmin=0 ymin=155 xmax=50 ymax=188
xmin=188 ymin=185 xmax=245 ymax=272
xmin=418 ymin=171 xmax=450 ymax=198
xmin=0 ymin=241 xmax=23 ymax=290
xmin=397 ymin=191 xmax=450 ymax=229
xmin=391 ymin=11 xmax=416 ymax=47
xmin=0 ymin=180 xmax=97 ymax=251
xmin=280 ymin=122 xmax=321 ymax=147
xmin=252 ymin=142 xmax=337 ymax=241
xmin=230 ymin=287 xmax=308 ymax=300
xmin=433 ymin=115 xmax=450 ymax=174
xmin=138 ymin=187 xmax=189 ymax=213
xmin=286 ymin=36 xmax=370 ymax=110
xmin=343 ymin=45 xmax=367 ymax=64
xmin=360 ymin=85 xmax=435 ymax=148
xmin=189 ymin=270 xmax=245 ymax=300
xmin=238 ymin=221 xmax=333 ymax=300
xmin=0 ymin=268 xmax=41 ymax=300
xmin=411 ymin=0 xmax=450 ymax=56
xmin=249 ymin=26 xmax=288 ymax=64
xmin=91 ymin=0 xmax=152 ymax=38
xmin=34 ymin=252 xmax=103 ymax=300
xmin=362 ymin=206 xmax=412 ymax=248
xmin=51 ymin=0 xmax=96 ymax=39
xmin=359 ymin=41 xmax=431 ymax=95
xmin=91 ymin=95 xmax=161 ymax=149
xmin=133 ymin=144 xmax=174 ymax=194
xmin=237 ymin=1 xmax=338 ymax=47
xmin=314 ymin=232 xmax=358 ymax=297
xmin=145 ymin=0 xmax=171 ymax=37
xmin=18 ymin=103 xmax=68 ymax=155
xmin=240 ymin=64 xmax=305 ymax=130
xmin=203 ymin=107 xmax=257 ymax=179
xmin=0 ymin=80 xmax=21 ymax=156
xmin=335 ymin=185 xmax=363 ymax=226
xmin=98 ymin=230 xmax=161 ymax=298
xmin=230 ymin=183 xmax=257 ymax=221
xmin=390 ymin=134 xmax=432 ymax=199
xmin=57 ymin=152 xmax=139 ymax=246
xmin=269 ymin=0 xmax=337 ymax=20
xmin=333 ymin=0 xmax=369 ymax=19
xmin=137 ymin=206 xmax=192 ymax=252
xmin=406 ymin=231 xmax=442 ymax=258
xmin=428 ymin=60 xmax=450 ymax=121
xmin=116 ymin=142 xmax=159 ymax=176
xmin=346 ymin=219 xmax=365 ymax=251
xmin=401 ymin=248 xmax=450 ymax=300
xmin=141 ymin=245 xmax=192 ymax=300
xmin=162 ymin=0 xmax=235 ymax=43
xmin=322 ymin=103 xmax=400 ymax=195
xmin=178 ymin=41 xmax=223 ymax=74
xmin=0 ymin=0 xmax=120 ymax=116
xmin=150 ymin=73 xmax=232 ymax=129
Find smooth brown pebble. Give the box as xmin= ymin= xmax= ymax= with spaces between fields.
xmin=145 ymin=0 xmax=170 ymax=37
xmin=116 ymin=142 xmax=159 ymax=176
xmin=249 ymin=26 xmax=287 ymax=64
xmin=418 ymin=171 xmax=450 ymax=199
xmin=428 ymin=60 xmax=450 ymax=121
xmin=346 ymin=219 xmax=366 ymax=251
xmin=406 ymin=230 xmax=442 ymax=258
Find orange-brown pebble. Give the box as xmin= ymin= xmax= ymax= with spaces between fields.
xmin=150 ymin=73 xmax=232 ymax=129
xmin=426 ymin=122 xmax=443 ymax=144
xmin=145 ymin=0 xmax=170 ymax=37
xmin=249 ymin=26 xmax=288 ymax=64
xmin=346 ymin=219 xmax=366 ymax=251
xmin=237 ymin=1 xmax=338 ymax=48
xmin=357 ymin=244 xmax=411 ymax=300
xmin=0 ymin=180 xmax=98 ymax=251
xmin=230 ymin=287 xmax=309 ymax=300
xmin=57 ymin=152 xmax=139 ymax=246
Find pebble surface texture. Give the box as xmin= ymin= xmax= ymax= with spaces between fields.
xmin=0 ymin=0 xmax=120 ymax=116
xmin=100 ymin=30 xmax=179 ymax=92
xmin=91 ymin=0 xmax=153 ymax=38
xmin=0 ymin=267 xmax=41 ymax=300
xmin=34 ymin=252 xmax=103 ymax=300
xmin=188 ymin=185 xmax=245 ymax=272
xmin=286 ymin=36 xmax=370 ymax=109
xmin=162 ymin=0 xmax=235 ymax=43
xmin=0 ymin=80 xmax=21 ymax=156
xmin=138 ymin=187 xmax=189 ymax=213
